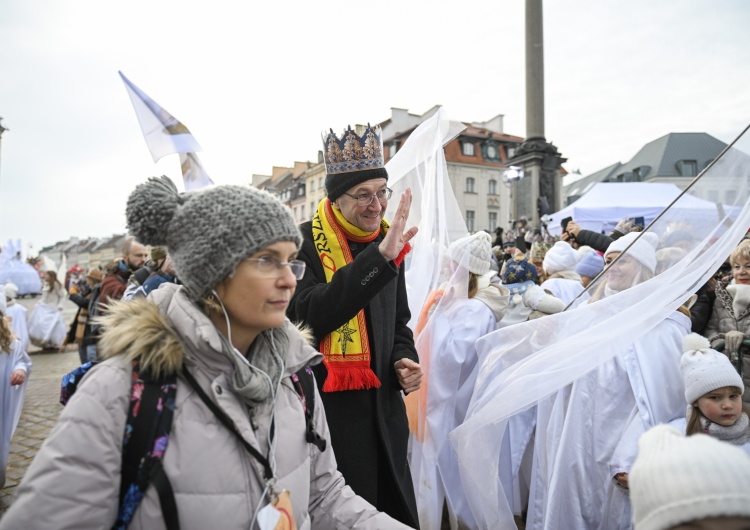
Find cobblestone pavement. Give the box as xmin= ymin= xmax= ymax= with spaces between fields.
xmin=0 ymin=297 xmax=80 ymax=517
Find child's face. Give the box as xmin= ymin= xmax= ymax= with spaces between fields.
xmin=695 ymin=386 xmax=743 ymax=427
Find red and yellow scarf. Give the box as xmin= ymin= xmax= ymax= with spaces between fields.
xmin=312 ymin=198 xmax=410 ymax=392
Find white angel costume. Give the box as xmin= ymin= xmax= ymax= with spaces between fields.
xmin=1 ymin=287 xmax=32 ymax=488
xmin=3 ymin=284 xmax=30 ymax=353
xmin=451 ymin=139 xmax=750 ymax=529
xmin=28 ymin=282 xmax=67 ymax=349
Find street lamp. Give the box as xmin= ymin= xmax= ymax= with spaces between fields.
xmin=503 ymin=166 xmax=525 ymax=225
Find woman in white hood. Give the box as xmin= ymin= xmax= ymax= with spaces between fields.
xmin=534 ymin=231 xmax=691 ymax=530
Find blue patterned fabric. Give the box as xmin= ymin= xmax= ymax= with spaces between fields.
xmin=501 ymin=257 xmax=539 ymax=284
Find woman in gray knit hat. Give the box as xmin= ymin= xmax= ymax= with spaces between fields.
xmin=1 ymin=176 xmax=412 ymax=530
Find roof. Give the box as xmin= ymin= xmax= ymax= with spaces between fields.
xmin=564 ymin=162 xmax=622 ymax=202
xmin=612 ymin=132 xmax=726 ymax=179
xmin=564 ymin=133 xmax=727 ymax=202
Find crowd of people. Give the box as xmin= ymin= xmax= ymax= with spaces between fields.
xmin=0 ymin=120 xmax=748 ymax=530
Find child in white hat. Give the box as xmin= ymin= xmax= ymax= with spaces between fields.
xmin=630 ymin=424 xmax=750 ymax=530
xmin=676 ymin=333 xmax=750 ymax=452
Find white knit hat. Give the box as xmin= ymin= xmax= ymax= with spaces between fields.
xmin=630 ymin=424 xmax=750 ymax=530
xmin=542 ymin=241 xmax=579 ymax=274
xmin=681 ymin=333 xmax=743 ymax=404
xmin=605 ymin=231 xmax=659 ymax=273
xmin=449 ymin=231 xmax=492 ymax=275
xmin=3 ymin=282 xmax=18 ymax=300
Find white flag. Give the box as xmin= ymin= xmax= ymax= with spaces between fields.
xmin=119 ymin=71 xmax=203 ymax=162
xmin=179 ymin=152 xmax=214 ymax=191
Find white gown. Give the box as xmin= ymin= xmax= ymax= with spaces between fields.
xmin=412 ymin=279 xmax=508 ymax=530
xmin=0 ymin=338 xmax=32 ymax=488
xmin=537 ymin=311 xmax=690 ymax=530
xmin=28 ymin=284 xmax=68 ymax=349
xmin=4 ymin=303 xmax=30 ymax=353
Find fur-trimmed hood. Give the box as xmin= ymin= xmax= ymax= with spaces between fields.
xmin=97 ymin=283 xmax=320 ymax=379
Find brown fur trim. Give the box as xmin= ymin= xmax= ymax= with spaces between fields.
xmin=95 ymin=298 xmax=183 ymax=378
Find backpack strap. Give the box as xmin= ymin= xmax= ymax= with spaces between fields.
xmin=113 ymin=359 xmax=179 ymax=530
xmin=291 ymin=367 xmax=327 ymax=452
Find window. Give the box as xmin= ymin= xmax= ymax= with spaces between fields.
xmin=466 ymin=210 xmax=475 ymax=232
xmin=319 ymin=178 xmax=324 ymax=190
xmin=507 ymin=146 xmax=516 ymax=158
xmin=725 ymin=189 xmax=736 ymax=205
xmin=390 ymin=143 xmax=398 ymax=157
xmin=707 ymin=190 xmax=719 ymax=203
xmin=466 ymin=177 xmax=476 ymax=193
xmin=483 ymin=142 xmax=500 ymax=161
xmin=300 ymin=205 xmax=305 ymax=219
xmin=462 ymin=142 xmax=475 ymax=156
xmin=677 ymin=160 xmax=698 ymax=177
xmin=488 ymin=179 xmax=497 ymax=195
xmin=310 ymin=201 xmax=315 ymax=216
xmin=310 ymin=179 xmax=315 ymax=191
xmin=489 ymin=212 xmax=497 ymax=232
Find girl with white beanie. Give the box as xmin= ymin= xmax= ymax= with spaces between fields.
xmin=670 ymin=333 xmax=750 ymax=455
xmin=409 ymin=230 xmax=510 ymax=529
xmin=630 ymin=424 xmax=750 ymax=530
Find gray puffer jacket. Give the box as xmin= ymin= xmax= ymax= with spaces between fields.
xmin=705 ymin=280 xmax=750 ymax=405
xmin=0 ymin=284 xmax=412 ymax=530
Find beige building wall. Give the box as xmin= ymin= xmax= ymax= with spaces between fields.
xmin=449 ymin=163 xmax=510 ymax=233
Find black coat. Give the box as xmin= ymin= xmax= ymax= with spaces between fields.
xmin=287 ymin=221 xmax=419 ymax=528
xmin=575 ymin=229 xmax=614 ymax=253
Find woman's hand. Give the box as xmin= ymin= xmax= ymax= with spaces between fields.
xmin=379 ymin=188 xmax=418 ymax=261
xmin=566 ymin=220 xmax=582 ymax=237
xmin=614 ymin=472 xmax=629 ymax=490
xmin=10 ymin=369 xmax=26 ymax=386
xmin=725 ymin=330 xmax=745 ymax=354
xmin=395 ymin=358 xmax=422 ymax=394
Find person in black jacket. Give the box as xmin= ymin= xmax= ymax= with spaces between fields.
xmin=68 ymin=268 xmax=103 ymax=363
xmin=287 ymin=123 xmax=422 ymax=528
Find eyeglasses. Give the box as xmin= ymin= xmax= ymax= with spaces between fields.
xmin=245 ymin=257 xmax=306 ymax=280
xmin=342 ymin=187 xmax=392 ymax=207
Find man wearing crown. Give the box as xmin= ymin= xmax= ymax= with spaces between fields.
xmin=288 ymin=124 xmax=422 ymax=528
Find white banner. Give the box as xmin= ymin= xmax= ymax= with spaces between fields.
xmin=119 ymin=71 xmax=203 ymax=162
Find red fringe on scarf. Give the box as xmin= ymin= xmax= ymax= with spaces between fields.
xmin=322 ymin=360 xmax=382 ymax=392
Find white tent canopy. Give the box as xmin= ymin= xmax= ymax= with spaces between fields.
xmin=547 ymin=182 xmax=726 ymax=236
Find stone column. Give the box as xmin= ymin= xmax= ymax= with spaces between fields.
xmin=526 ymin=0 xmax=545 ymax=142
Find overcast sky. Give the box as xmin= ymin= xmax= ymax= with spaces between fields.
xmin=1 ymin=0 xmax=749 ymax=256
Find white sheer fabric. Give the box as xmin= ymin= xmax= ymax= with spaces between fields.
xmin=386 ymin=110 xmax=491 ymax=529
xmin=450 ymin=126 xmax=750 ymax=528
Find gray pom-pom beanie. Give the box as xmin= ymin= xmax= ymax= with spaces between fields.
xmin=126 ymin=176 xmax=301 ymax=301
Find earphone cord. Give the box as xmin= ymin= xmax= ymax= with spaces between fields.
xmin=211 ymin=289 xmax=286 ymax=523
